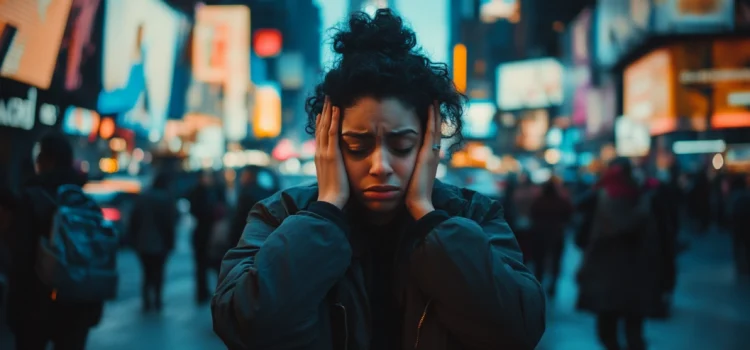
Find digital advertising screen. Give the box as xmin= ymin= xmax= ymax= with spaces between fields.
xmin=653 ymin=0 xmax=734 ymax=33
xmin=62 ymin=106 xmax=100 ymax=137
xmin=674 ymin=38 xmax=750 ymax=129
xmin=595 ymin=0 xmax=648 ymax=68
xmin=496 ymin=58 xmax=563 ymax=111
xmin=616 ymin=115 xmax=651 ymax=158
xmin=463 ymin=100 xmax=498 ymax=140
xmin=49 ymin=0 xmax=104 ymax=109
xmin=624 ymin=38 xmax=750 ymax=135
xmin=0 ymin=0 xmax=73 ymax=89
xmin=193 ymin=5 xmax=250 ymax=84
xmin=586 ymin=77 xmax=617 ymax=138
xmin=623 ymin=48 xmax=675 ymax=135
xmin=193 ymin=5 xmax=250 ymax=141
xmin=253 ymin=82 xmax=281 ymax=139
xmin=101 ymin=0 xmax=188 ymax=139
xmin=479 ymin=0 xmax=518 ymax=23
xmin=572 ymin=8 xmax=592 ymax=65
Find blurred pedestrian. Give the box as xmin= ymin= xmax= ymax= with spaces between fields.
xmin=530 ymin=180 xmax=573 ymax=296
xmin=576 ymin=158 xmax=674 ymax=350
xmin=729 ymin=175 xmax=750 ymax=275
xmin=188 ymin=171 xmax=225 ymax=303
xmin=211 ymin=9 xmax=545 ymax=349
xmin=7 ymin=132 xmax=107 ymax=350
xmin=129 ymin=173 xmax=178 ymax=311
xmin=207 ymin=166 xmax=276 ymax=270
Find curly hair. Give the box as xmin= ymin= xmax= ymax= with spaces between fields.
xmin=305 ymin=9 xmax=466 ymax=152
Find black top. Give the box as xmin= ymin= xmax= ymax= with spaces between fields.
xmin=363 ymin=217 xmax=404 ymax=349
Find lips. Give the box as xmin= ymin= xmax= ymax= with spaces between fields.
xmin=363 ymin=185 xmax=400 ymax=200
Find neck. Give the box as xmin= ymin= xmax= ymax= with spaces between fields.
xmin=349 ymin=202 xmax=403 ymax=226
xmin=366 ymin=211 xmax=397 ymax=226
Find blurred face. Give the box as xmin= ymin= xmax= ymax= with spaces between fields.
xmin=340 ymin=97 xmax=421 ymax=213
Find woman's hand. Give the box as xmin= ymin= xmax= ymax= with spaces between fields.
xmin=315 ymin=97 xmax=349 ymax=209
xmin=406 ymin=102 xmax=442 ymax=220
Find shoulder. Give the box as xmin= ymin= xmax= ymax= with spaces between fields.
xmin=433 ymin=180 xmax=503 ymax=222
xmin=250 ymin=183 xmax=319 ymax=223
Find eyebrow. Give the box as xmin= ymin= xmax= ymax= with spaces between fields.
xmin=341 ymin=129 xmax=418 ymax=138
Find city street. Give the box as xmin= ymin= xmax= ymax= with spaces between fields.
xmin=3 ymin=218 xmax=749 ymax=349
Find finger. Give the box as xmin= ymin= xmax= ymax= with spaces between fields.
xmin=433 ymin=101 xmax=442 ymax=143
xmin=319 ymin=97 xmax=331 ymax=152
xmin=422 ymin=102 xmax=436 ymax=154
xmin=329 ymin=106 xmax=341 ymax=153
xmin=315 ymin=112 xmax=323 ymax=151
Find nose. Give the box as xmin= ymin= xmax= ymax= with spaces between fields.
xmin=369 ymin=145 xmax=393 ymax=178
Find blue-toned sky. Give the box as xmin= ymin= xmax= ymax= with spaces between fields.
xmin=314 ymin=0 xmax=448 ymax=69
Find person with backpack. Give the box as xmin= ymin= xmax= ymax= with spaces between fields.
xmin=128 ymin=172 xmax=178 ymax=312
xmin=6 ymin=132 xmax=118 ymax=350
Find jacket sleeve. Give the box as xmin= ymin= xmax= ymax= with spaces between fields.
xmin=211 ymin=197 xmax=352 ymax=350
xmin=410 ymin=195 xmax=546 ymax=349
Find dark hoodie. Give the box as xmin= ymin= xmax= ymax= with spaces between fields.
xmin=7 ymin=167 xmax=103 ymax=331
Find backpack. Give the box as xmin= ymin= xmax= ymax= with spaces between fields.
xmin=33 ymin=185 xmax=119 ymax=302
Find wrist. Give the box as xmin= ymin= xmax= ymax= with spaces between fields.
xmin=318 ymin=196 xmax=346 ymax=209
xmin=408 ymin=200 xmax=434 ymax=220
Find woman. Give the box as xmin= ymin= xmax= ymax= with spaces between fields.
xmin=129 ymin=173 xmax=178 ymax=311
xmin=212 ymin=10 xmax=545 ymax=350
xmin=576 ymin=158 xmax=672 ymax=350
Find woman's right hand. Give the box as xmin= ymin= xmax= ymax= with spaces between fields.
xmin=315 ymin=97 xmax=349 ymax=209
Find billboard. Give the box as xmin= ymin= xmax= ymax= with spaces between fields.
xmin=675 ymin=38 xmax=750 ymax=129
xmin=572 ymin=8 xmax=592 ymax=65
xmin=653 ymin=0 xmax=734 ymax=33
xmin=624 ymin=38 xmax=750 ymax=135
xmin=594 ymin=0 xmax=647 ymax=68
xmin=193 ymin=5 xmax=250 ymax=84
xmin=49 ymin=0 xmax=104 ymax=109
xmin=615 ymin=115 xmax=651 ymax=157
xmin=463 ymin=100 xmax=498 ymax=140
xmin=253 ymin=83 xmax=281 ymax=139
xmin=479 ymin=0 xmax=519 ymax=23
xmin=496 ymin=58 xmax=564 ymax=111
xmin=586 ymin=77 xmax=617 ymax=138
xmin=101 ymin=0 xmax=188 ymax=138
xmin=0 ymin=0 xmax=73 ymax=89
xmin=193 ymin=5 xmax=250 ymax=141
xmin=62 ymin=106 xmax=100 ymax=137
xmin=624 ymin=48 xmax=675 ymax=135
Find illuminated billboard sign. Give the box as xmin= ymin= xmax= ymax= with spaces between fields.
xmin=496 ymin=58 xmax=564 ymax=111
xmin=0 ymin=0 xmax=73 ymax=89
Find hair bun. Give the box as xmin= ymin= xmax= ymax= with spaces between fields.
xmin=333 ymin=9 xmax=417 ymax=58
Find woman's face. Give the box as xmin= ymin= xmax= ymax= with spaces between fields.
xmin=340 ymin=97 xmax=421 ymax=213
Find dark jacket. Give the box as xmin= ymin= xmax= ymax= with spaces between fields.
xmin=129 ymin=189 xmax=178 ymax=255
xmin=7 ymin=168 xmax=103 ymax=330
xmin=229 ymin=184 xmax=274 ymax=247
xmin=576 ymin=187 xmax=672 ymax=317
xmin=211 ymin=180 xmax=546 ymax=350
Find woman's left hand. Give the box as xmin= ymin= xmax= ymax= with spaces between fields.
xmin=406 ymin=101 xmax=442 ymax=220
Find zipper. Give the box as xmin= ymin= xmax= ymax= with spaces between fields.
xmin=413 ymin=299 xmax=433 ymax=349
xmin=335 ymin=302 xmax=349 ymax=350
